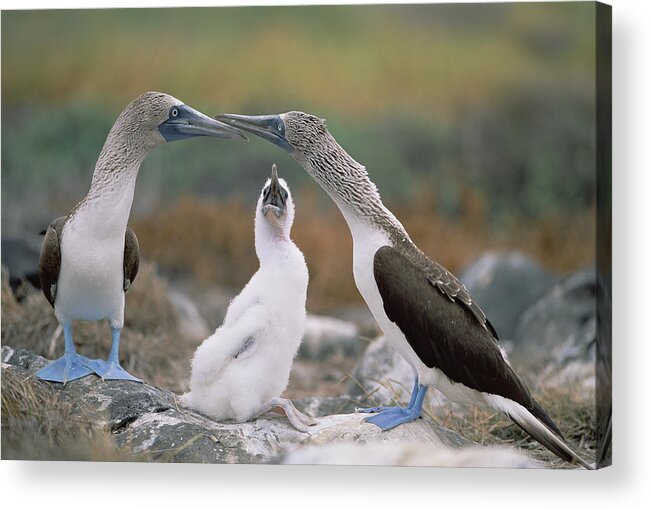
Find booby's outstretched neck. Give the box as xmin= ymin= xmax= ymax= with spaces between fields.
xmin=37 ymin=92 xmax=245 ymax=384
xmin=181 ymin=165 xmax=314 ymax=432
xmin=216 ymin=111 xmax=592 ymax=469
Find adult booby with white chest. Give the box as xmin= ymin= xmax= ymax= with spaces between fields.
xmin=181 ymin=165 xmax=315 ymax=432
xmin=215 ymin=111 xmax=592 ymax=468
xmin=37 ymin=92 xmax=245 ymax=384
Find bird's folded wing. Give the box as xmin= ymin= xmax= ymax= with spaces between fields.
xmin=419 ymin=255 xmax=499 ymax=340
xmin=123 ymin=227 xmax=140 ymax=292
xmin=224 ymin=304 xmax=267 ymax=359
xmin=38 ymin=216 xmax=66 ymax=308
xmin=192 ymin=304 xmax=267 ymax=384
xmin=373 ymin=245 xmax=532 ymax=407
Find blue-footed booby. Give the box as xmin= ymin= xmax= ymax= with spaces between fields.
xmin=181 ymin=164 xmax=315 ymax=432
xmin=37 ymin=92 xmax=245 ymax=384
xmin=215 ymin=111 xmax=592 ymax=468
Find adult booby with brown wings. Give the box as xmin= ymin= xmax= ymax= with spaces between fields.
xmin=37 ymin=92 xmax=245 ymax=384
xmin=215 ymin=111 xmax=592 ymax=468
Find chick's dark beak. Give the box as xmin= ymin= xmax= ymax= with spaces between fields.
xmin=262 ymin=164 xmax=286 ymax=217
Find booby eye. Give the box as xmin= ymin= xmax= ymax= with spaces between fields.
xmin=170 ymin=107 xmax=179 ymax=118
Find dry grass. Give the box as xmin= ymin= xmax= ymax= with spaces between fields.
xmin=1 ymin=263 xmax=196 ymax=393
xmin=1 ymin=264 xmax=193 ymax=461
xmin=395 ymin=185 xmax=596 ymax=276
xmin=134 ymin=189 xmax=596 ymax=313
xmin=346 ymin=339 xmax=596 ymax=469
xmin=425 ymin=373 xmax=595 ymax=469
xmin=0 ymin=192 xmax=596 ymax=465
xmin=1 ymin=367 xmax=136 ymax=461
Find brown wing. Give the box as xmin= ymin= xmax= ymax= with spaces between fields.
xmin=373 ymin=245 xmax=532 ymax=407
xmin=123 ymin=228 xmax=140 ymax=292
xmin=38 ymin=217 xmax=66 ymax=307
xmin=410 ymin=249 xmax=499 ymax=340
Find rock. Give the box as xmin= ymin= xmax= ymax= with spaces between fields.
xmin=348 ymin=334 xmax=410 ymax=402
xmin=3 ymin=346 xmax=173 ymax=433
xmin=329 ymin=305 xmax=379 ymax=338
xmin=512 ymin=267 xmax=596 ymax=367
xmin=280 ymin=442 xmax=539 ymax=468
xmin=299 ymin=314 xmax=361 ymax=359
xmin=2 ymin=346 xmax=304 ymax=463
xmin=1 ymin=237 xmax=42 ymax=292
xmin=2 ymin=346 xmax=537 ymax=466
xmin=461 ymin=251 xmax=557 ymax=340
xmin=166 ymin=277 xmax=233 ymax=330
xmin=167 ymin=289 xmax=211 ymax=341
xmin=294 ymin=395 xmax=366 ymax=417
xmin=347 ymin=336 xmax=454 ymax=415
xmin=118 ymin=408 xmax=309 ymax=463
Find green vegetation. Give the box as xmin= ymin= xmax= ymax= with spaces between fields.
xmin=2 ymin=3 xmax=597 ymax=231
xmin=2 ymin=5 xmax=595 ymax=113
xmin=1 ymin=3 xmax=598 ymax=302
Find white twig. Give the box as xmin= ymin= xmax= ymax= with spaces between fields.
xmin=47 ymin=324 xmax=62 ymax=358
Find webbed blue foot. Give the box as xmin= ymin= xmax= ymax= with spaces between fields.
xmin=359 ymin=378 xmax=429 ymax=431
xmin=364 ymin=406 xmax=423 ymax=430
xmin=88 ymin=359 xmax=142 ymax=382
xmin=36 ymin=352 xmax=93 ymax=384
xmin=87 ymin=326 xmax=142 ymax=382
xmin=36 ymin=324 xmax=93 ymax=384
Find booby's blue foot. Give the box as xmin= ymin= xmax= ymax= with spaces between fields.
xmin=36 ymin=324 xmax=93 ymax=384
xmin=88 ymin=359 xmax=142 ymax=382
xmin=88 ymin=326 xmax=142 ymax=382
xmin=360 ymin=379 xmax=429 ymax=431
xmin=364 ymin=406 xmax=422 ymax=430
xmin=36 ymin=352 xmax=93 ymax=384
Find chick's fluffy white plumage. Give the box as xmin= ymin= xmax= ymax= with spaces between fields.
xmin=181 ymin=170 xmax=314 ymax=431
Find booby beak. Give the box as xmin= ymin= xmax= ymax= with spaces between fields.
xmin=262 ymin=164 xmax=286 ymax=217
xmin=159 ymin=105 xmax=248 ymax=142
xmin=215 ymin=113 xmax=293 ymax=152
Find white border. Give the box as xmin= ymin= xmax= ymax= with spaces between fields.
xmin=1 ymin=0 xmax=649 ymax=507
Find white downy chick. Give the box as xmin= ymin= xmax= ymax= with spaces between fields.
xmin=181 ymin=164 xmax=315 ymax=431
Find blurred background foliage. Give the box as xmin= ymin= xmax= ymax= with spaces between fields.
xmin=1 ymin=3 xmax=597 ymax=312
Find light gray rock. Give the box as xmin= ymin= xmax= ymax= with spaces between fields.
xmin=329 ymin=305 xmax=379 ymax=338
xmin=280 ymin=441 xmax=540 ymax=468
xmin=167 ymin=278 xmax=234 ymax=330
xmin=348 ymin=334 xmax=411 ymax=402
xmin=299 ymin=314 xmax=361 ymax=359
xmin=121 ymin=408 xmax=311 ymax=463
xmin=347 ymin=335 xmax=456 ymax=416
xmin=294 ymin=395 xmax=365 ymax=417
xmin=512 ymin=267 xmax=596 ymax=368
xmin=2 ymin=346 xmax=304 ymax=463
xmin=1 ymin=236 xmax=41 ymax=291
xmin=3 ymin=346 xmax=538 ymax=466
xmin=461 ymin=251 xmax=557 ymax=340
xmin=167 ymin=289 xmax=211 ymax=341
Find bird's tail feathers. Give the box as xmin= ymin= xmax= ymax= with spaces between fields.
xmin=530 ymin=399 xmax=565 ymax=440
xmin=508 ymin=405 xmax=594 ymax=470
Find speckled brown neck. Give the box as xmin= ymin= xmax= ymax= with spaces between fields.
xmin=67 ymin=110 xmax=161 ymax=223
xmin=294 ymin=130 xmax=410 ymax=246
